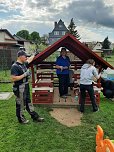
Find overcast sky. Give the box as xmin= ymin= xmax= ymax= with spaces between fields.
xmin=0 ymin=0 xmax=114 ymax=42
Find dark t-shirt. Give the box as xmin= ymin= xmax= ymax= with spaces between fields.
xmin=11 ymin=61 xmax=29 ymax=86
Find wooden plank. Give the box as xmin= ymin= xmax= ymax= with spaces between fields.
xmin=32 ymin=87 xmax=53 ymax=92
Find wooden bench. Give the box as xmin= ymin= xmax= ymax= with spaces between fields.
xmin=32 ymin=86 xmax=54 ymax=104
xmin=32 ymin=76 xmax=54 ymax=104
xmin=36 ymin=72 xmax=54 ymax=81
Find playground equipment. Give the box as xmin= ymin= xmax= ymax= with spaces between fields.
xmin=29 ymin=34 xmax=113 ymax=105
xmin=96 ymin=125 xmax=114 ymax=152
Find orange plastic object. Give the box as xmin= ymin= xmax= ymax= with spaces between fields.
xmin=104 ymin=139 xmax=114 ymax=152
xmin=96 ymin=125 xmax=114 ymax=152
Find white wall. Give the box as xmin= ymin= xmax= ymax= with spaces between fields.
xmin=110 ymin=43 xmax=114 ymax=49
xmin=24 ymin=41 xmax=34 ymax=54
xmin=5 ymin=33 xmax=16 ymax=43
xmin=0 ymin=31 xmax=16 ymax=44
xmin=0 ymin=32 xmax=5 ymax=42
xmin=93 ymin=43 xmax=102 ymax=50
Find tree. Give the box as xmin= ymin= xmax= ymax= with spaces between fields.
xmin=30 ymin=31 xmax=41 ymax=50
xmin=67 ymin=18 xmax=81 ymax=40
xmin=102 ymin=36 xmax=111 ymax=55
xmin=102 ymin=36 xmax=111 ymax=49
xmin=16 ymin=30 xmax=30 ymax=40
xmin=112 ymin=48 xmax=114 ymax=55
xmin=41 ymin=34 xmax=49 ymax=46
xmin=30 ymin=31 xmax=41 ymax=44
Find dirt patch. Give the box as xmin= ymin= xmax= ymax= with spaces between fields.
xmin=50 ymin=108 xmax=83 ymax=127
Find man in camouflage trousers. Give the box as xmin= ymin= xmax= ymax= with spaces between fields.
xmin=11 ymin=50 xmax=44 ymax=124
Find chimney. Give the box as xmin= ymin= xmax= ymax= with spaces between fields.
xmin=55 ymin=22 xmax=57 ymax=27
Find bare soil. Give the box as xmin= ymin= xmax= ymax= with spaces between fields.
xmin=50 ymin=108 xmax=83 ymax=127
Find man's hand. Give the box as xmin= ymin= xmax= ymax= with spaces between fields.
xmin=27 ymin=55 xmax=35 ymax=64
xmin=34 ymin=52 xmax=39 ymax=56
xmin=24 ymin=69 xmax=31 ymax=77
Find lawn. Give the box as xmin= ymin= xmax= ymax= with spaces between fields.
xmin=0 ymin=70 xmax=11 ymax=82
xmin=103 ymin=55 xmax=114 ymax=67
xmin=0 ymin=83 xmax=114 ymax=152
xmin=0 ymin=56 xmax=114 ymax=152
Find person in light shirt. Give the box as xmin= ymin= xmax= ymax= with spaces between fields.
xmin=80 ymin=59 xmax=101 ymax=113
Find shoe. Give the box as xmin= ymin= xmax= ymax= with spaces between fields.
xmin=70 ymin=87 xmax=73 ymax=90
xmin=33 ymin=117 xmax=44 ymax=122
xmin=60 ymin=95 xmax=67 ymax=99
xmin=65 ymin=94 xmax=71 ymax=96
xmin=79 ymin=108 xmax=84 ymax=113
xmin=93 ymin=108 xmax=99 ymax=112
xmin=80 ymin=110 xmax=84 ymax=113
xmin=19 ymin=119 xmax=29 ymax=124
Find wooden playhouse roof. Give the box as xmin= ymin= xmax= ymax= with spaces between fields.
xmin=29 ymin=34 xmax=113 ymax=69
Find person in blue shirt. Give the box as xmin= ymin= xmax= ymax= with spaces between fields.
xmin=56 ymin=48 xmax=70 ymax=98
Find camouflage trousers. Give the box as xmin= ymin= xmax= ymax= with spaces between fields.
xmin=15 ymin=83 xmax=39 ymax=122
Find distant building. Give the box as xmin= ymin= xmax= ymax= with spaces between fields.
xmin=92 ymin=42 xmax=102 ymax=50
xmin=83 ymin=41 xmax=103 ymax=57
xmin=49 ymin=19 xmax=68 ymax=45
xmin=0 ymin=29 xmax=17 ymax=49
xmin=13 ymin=34 xmax=34 ymax=54
xmin=0 ymin=29 xmax=19 ymax=69
xmin=0 ymin=29 xmax=35 ymax=69
xmin=84 ymin=41 xmax=97 ymax=50
xmin=110 ymin=43 xmax=114 ymax=50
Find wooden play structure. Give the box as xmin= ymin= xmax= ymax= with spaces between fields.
xmin=96 ymin=125 xmax=114 ymax=152
xmin=29 ymin=34 xmax=113 ymax=105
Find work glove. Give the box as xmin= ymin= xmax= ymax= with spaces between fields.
xmin=24 ymin=69 xmax=31 ymax=77
xmin=33 ymin=51 xmax=39 ymax=57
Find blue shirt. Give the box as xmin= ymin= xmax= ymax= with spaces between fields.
xmin=56 ymin=56 xmax=70 ymax=74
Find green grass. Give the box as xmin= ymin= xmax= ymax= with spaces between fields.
xmin=0 ymin=70 xmax=11 ymax=82
xmin=103 ymin=55 xmax=114 ymax=67
xmin=0 ymin=83 xmax=114 ymax=152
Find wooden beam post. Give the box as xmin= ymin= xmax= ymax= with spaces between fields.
xmin=31 ymin=65 xmax=35 ymax=85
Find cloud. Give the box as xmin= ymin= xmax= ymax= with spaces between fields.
xmin=0 ymin=0 xmax=114 ymax=42
xmin=76 ymin=26 xmax=103 ymax=42
xmin=0 ymin=9 xmax=8 ymax=13
xmin=1 ymin=0 xmax=114 ymax=28
xmin=65 ymin=0 xmax=114 ymax=28
xmin=0 ymin=18 xmax=52 ymax=35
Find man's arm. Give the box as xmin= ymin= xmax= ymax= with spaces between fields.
xmin=11 ymin=69 xmax=31 ymax=82
xmin=11 ymin=74 xmax=25 ymax=82
xmin=95 ymin=73 xmax=101 ymax=80
xmin=93 ymin=67 xmax=101 ymax=80
xmin=27 ymin=55 xmax=35 ymax=64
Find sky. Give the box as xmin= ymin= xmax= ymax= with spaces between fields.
xmin=0 ymin=0 xmax=114 ymax=42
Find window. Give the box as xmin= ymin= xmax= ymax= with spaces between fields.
xmin=62 ymin=31 xmax=66 ymax=35
xmin=59 ymin=25 xmax=63 ymax=28
xmin=54 ymin=31 xmax=59 ymax=35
